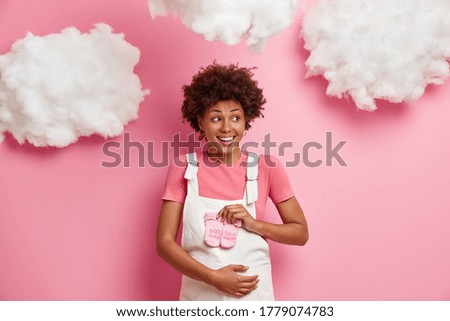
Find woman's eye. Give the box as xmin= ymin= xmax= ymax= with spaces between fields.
xmin=232 ymin=116 xmax=240 ymax=121
xmin=211 ymin=117 xmax=220 ymax=122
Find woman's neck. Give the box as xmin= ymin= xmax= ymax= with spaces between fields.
xmin=205 ymin=143 xmax=241 ymax=166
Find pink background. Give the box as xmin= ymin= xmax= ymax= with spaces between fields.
xmin=1 ymin=0 xmax=450 ymax=300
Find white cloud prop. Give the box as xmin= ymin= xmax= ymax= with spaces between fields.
xmin=148 ymin=0 xmax=299 ymax=53
xmin=302 ymin=0 xmax=450 ymax=111
xmin=0 ymin=23 xmax=149 ymax=147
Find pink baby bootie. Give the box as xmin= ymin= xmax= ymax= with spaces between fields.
xmin=204 ymin=213 xmax=224 ymax=247
xmin=220 ymin=219 xmax=242 ymax=249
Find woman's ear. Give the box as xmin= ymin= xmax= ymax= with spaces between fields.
xmin=197 ymin=116 xmax=203 ymax=130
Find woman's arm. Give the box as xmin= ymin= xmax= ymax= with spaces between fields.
xmin=217 ymin=196 xmax=309 ymax=246
xmin=157 ymin=200 xmax=259 ymax=297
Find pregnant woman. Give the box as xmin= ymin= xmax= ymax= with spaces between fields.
xmin=157 ymin=62 xmax=309 ymax=300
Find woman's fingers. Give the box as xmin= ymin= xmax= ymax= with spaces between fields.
xmin=236 ymin=275 xmax=259 ymax=294
xmin=230 ymin=264 xmax=249 ymax=273
xmin=239 ymin=279 xmax=259 ymax=289
xmin=213 ymin=265 xmax=259 ymax=297
xmin=217 ymin=204 xmax=248 ymax=224
xmin=233 ymin=280 xmax=259 ymax=297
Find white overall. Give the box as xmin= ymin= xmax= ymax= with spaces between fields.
xmin=180 ymin=152 xmax=274 ymax=301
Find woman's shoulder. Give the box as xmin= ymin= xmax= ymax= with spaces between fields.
xmin=171 ymin=151 xmax=205 ymax=167
xmin=256 ymin=153 xmax=285 ymax=170
xmin=169 ymin=151 xmax=207 ymax=170
xmin=169 ymin=153 xmax=187 ymax=168
xmin=240 ymin=152 xmax=287 ymax=179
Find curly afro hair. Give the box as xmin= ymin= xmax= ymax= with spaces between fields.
xmin=182 ymin=62 xmax=266 ymax=136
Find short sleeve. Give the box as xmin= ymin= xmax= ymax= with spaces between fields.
xmin=161 ymin=156 xmax=187 ymax=204
xmin=266 ymin=155 xmax=295 ymax=204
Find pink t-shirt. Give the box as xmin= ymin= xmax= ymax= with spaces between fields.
xmin=162 ymin=151 xmax=294 ymax=218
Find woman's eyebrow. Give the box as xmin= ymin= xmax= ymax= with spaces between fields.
xmin=209 ymin=108 xmax=241 ymax=113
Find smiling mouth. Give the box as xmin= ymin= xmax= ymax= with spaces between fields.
xmin=217 ymin=136 xmax=235 ymax=142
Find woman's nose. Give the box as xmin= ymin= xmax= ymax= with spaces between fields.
xmin=220 ymin=119 xmax=231 ymax=132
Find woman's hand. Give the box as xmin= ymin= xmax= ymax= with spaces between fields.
xmin=216 ymin=204 xmax=260 ymax=233
xmin=208 ymin=265 xmax=259 ymax=298
xmin=217 ymin=197 xmax=309 ymax=245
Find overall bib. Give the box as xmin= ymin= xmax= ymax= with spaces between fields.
xmin=180 ymin=152 xmax=274 ymax=301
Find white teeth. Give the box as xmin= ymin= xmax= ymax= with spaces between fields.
xmin=218 ymin=137 xmax=233 ymax=142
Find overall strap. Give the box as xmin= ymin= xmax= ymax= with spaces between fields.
xmin=245 ymin=152 xmax=259 ymax=204
xmin=184 ymin=152 xmax=199 ymax=196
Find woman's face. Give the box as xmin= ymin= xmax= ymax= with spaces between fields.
xmin=198 ymin=100 xmax=246 ymax=156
